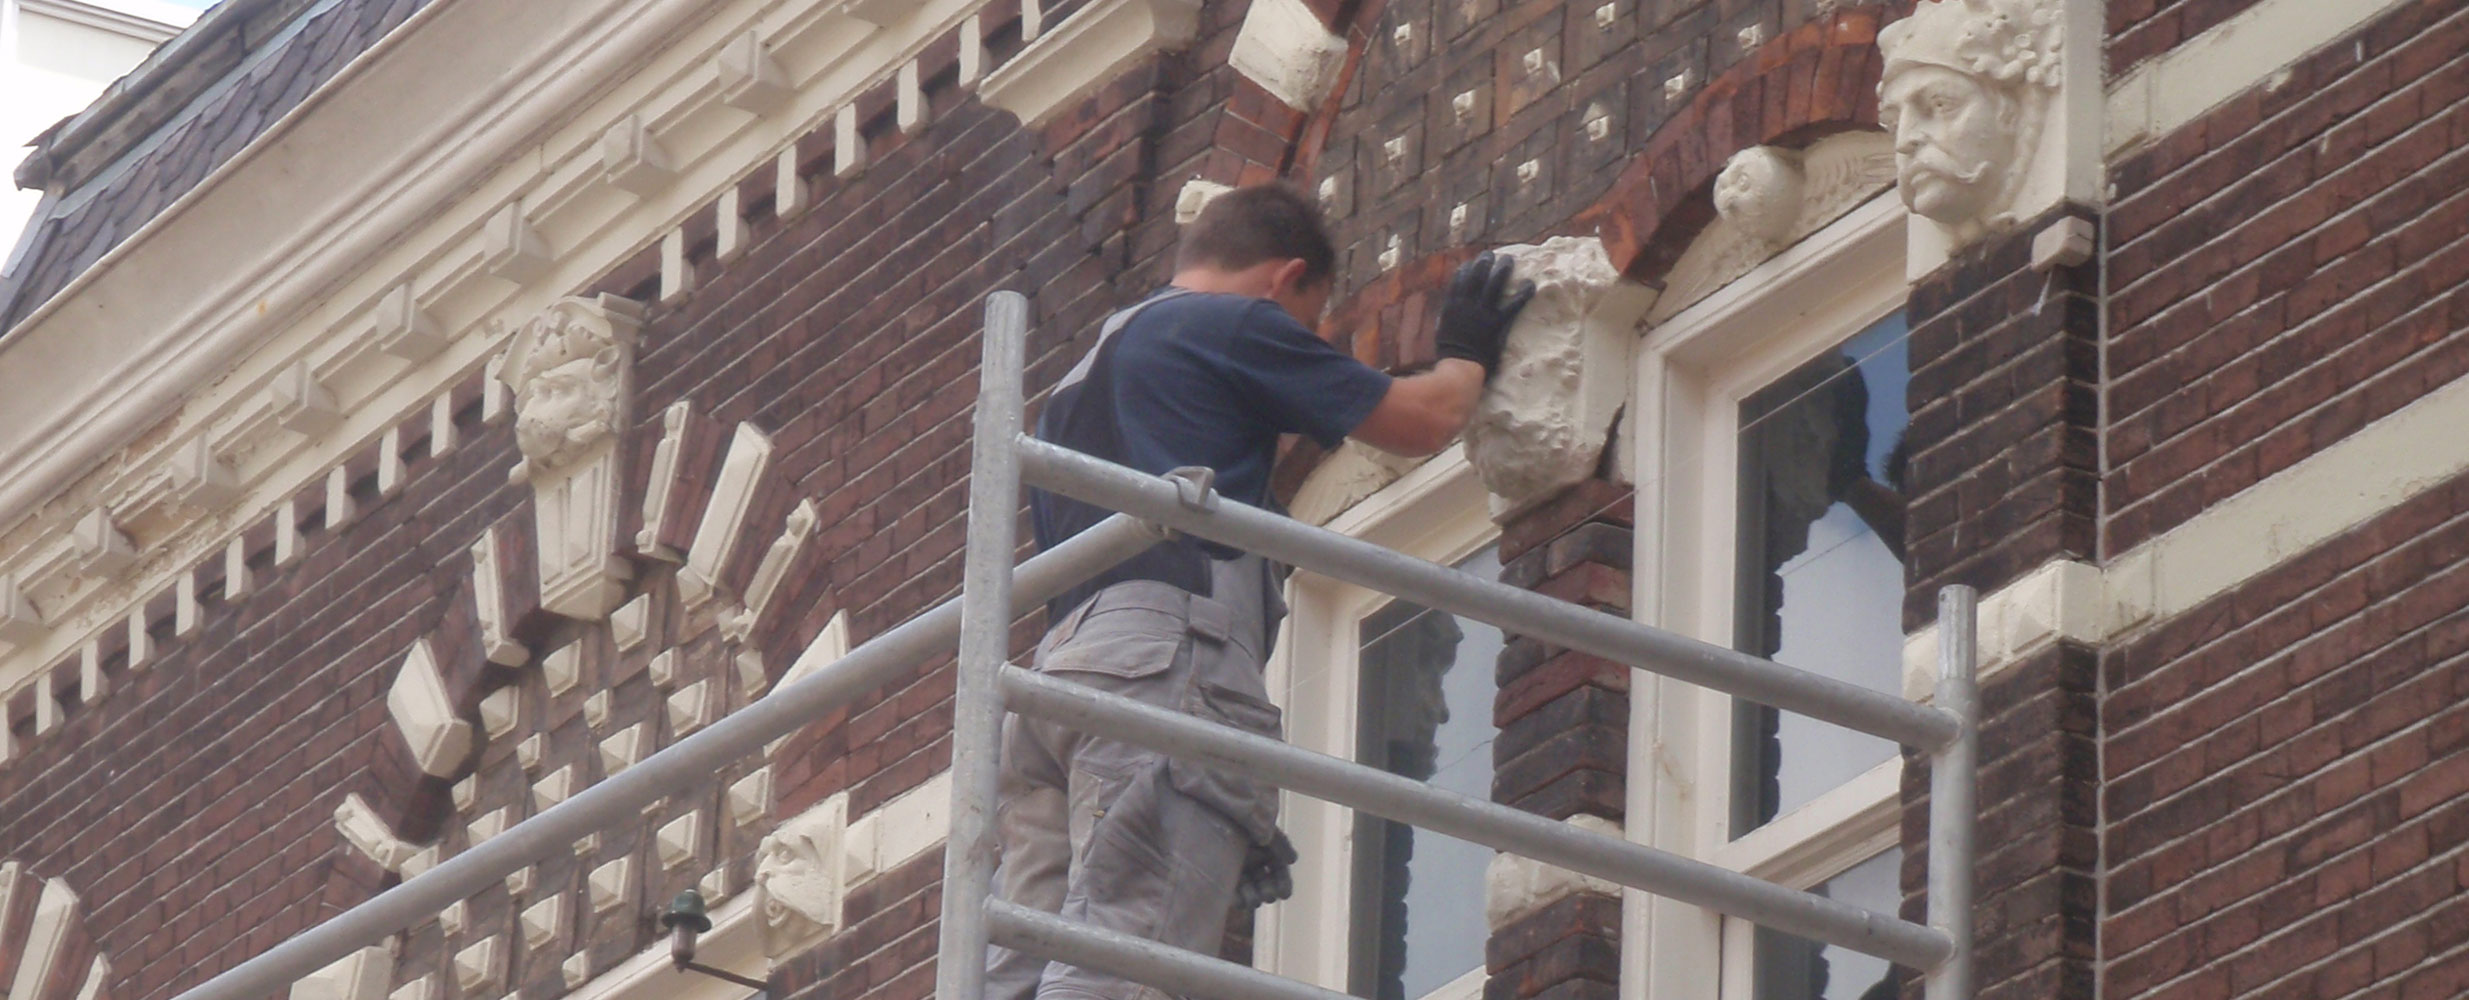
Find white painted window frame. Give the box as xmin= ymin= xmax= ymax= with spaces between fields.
xmin=1622 ymin=193 xmax=1912 ymax=1000
xmin=1255 ymin=444 xmax=1494 ymax=1000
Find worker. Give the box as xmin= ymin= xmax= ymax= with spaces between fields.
xmin=986 ymin=182 xmax=1534 ymax=1000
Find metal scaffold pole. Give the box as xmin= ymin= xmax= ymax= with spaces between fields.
xmin=1924 ymin=585 xmax=1979 ymax=1000
xmin=934 ymin=290 xmax=1031 ymax=1000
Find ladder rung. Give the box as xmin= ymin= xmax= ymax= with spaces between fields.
xmin=999 ymin=664 xmax=1955 ymax=971
xmin=1012 ymin=435 xmax=1961 ymax=752
xmin=986 ymin=900 xmax=1355 ymax=1000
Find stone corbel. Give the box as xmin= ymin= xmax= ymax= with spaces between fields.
xmin=1463 ymin=236 xmax=1655 ymax=519
xmin=499 ymin=295 xmax=645 ymax=621
xmin=978 ymin=0 xmax=1202 ymax=129
xmin=754 ymin=794 xmax=849 ymax=963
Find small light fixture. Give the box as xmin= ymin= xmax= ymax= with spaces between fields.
xmin=661 ymin=889 xmax=769 ymax=990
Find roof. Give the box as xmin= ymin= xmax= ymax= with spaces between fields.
xmin=0 ymin=0 xmax=431 ymax=333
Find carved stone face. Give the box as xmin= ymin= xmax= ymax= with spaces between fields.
xmin=1878 ymin=64 xmax=2018 ymax=225
xmin=512 ymin=352 xmax=619 ymax=470
xmin=1714 ymin=147 xmax=1806 ymax=244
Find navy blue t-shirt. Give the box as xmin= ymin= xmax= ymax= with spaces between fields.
xmin=1032 ymin=289 xmax=1392 ymax=613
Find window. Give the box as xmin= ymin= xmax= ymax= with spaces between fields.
xmin=1627 ymin=194 xmax=1912 ymax=1000
xmin=1258 ymin=450 xmax=1498 ymax=1000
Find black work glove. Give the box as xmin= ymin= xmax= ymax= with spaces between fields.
xmin=1432 ymin=250 xmax=1538 ymax=374
xmin=1237 ymin=830 xmax=1299 ymax=908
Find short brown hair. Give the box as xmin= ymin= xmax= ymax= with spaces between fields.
xmin=1175 ymin=184 xmax=1338 ymax=287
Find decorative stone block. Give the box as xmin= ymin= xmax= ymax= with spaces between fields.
xmin=1173 ymin=179 xmax=1229 ymax=225
xmin=1878 ymin=0 xmax=2071 ymax=262
xmin=978 ymin=0 xmax=1203 ymax=129
xmin=1484 ymin=814 xmax=1624 ymax=928
xmin=440 ymin=900 xmax=467 ymax=937
xmin=0 ymin=575 xmax=43 ymax=646
xmin=1464 ymin=237 xmax=1653 ymax=517
xmin=478 ymin=687 xmax=522 ymax=740
xmin=1227 ymin=0 xmax=1347 ymax=110
xmin=270 ymin=362 xmax=344 ymax=436
xmin=468 ymin=807 xmax=512 ymax=845
xmin=515 ymin=734 xmax=545 ymax=772
xmin=599 ymin=723 xmax=650 ymax=777
xmin=501 ymin=295 xmax=645 ymax=621
xmin=542 ymin=643 xmax=581 ymax=697
xmin=452 ymin=937 xmax=503 ymax=994
xmin=767 ymin=610 xmax=849 ymax=756
xmin=373 ymin=283 xmax=447 ymax=362
xmin=483 ymin=204 xmax=552 ymax=284
xmin=727 ymin=767 xmax=771 ymax=828
xmin=561 ymin=954 xmax=589 ymax=989
xmin=583 ymin=691 xmax=612 ymax=731
xmin=171 ymin=438 xmax=241 ymax=507
xmin=451 ymin=775 xmax=478 ymax=812
xmin=289 ymin=945 xmax=396 ymax=1000
xmin=610 ymin=595 xmax=651 ymax=651
xmin=656 ymin=811 xmax=703 ymax=871
xmin=470 ymin=525 xmax=530 ymax=667
xmin=520 ymin=897 xmax=565 ymax=951
xmin=600 ymin=115 xmax=675 ymax=198
xmin=588 ymin=857 xmax=633 ymax=914
xmin=756 ymin=795 xmax=848 ymax=961
xmin=735 ymin=649 xmax=768 ymax=698
xmin=678 ymin=422 xmax=774 ymax=609
xmin=715 ymin=32 xmax=793 ymax=116
xmin=389 ymin=977 xmax=435 ymax=1000
xmin=74 ymin=508 xmax=136 ymax=574
xmin=335 ymin=794 xmax=419 ymax=871
xmin=533 ymin=765 xmax=577 ymax=812
xmin=719 ymin=498 xmax=816 ymax=642
xmin=388 ymin=639 xmax=473 ymax=778
xmin=666 ymin=679 xmax=719 ymax=737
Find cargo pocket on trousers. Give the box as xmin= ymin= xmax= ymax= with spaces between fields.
xmin=1165 ymin=680 xmax=1285 ymax=845
xmin=1039 ymin=603 xmax=1187 ymax=681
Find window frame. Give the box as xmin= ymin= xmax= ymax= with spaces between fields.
xmin=1622 ymin=193 xmax=1913 ymax=1000
xmin=1255 ymin=444 xmax=1497 ymax=1000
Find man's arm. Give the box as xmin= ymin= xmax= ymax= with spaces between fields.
xmin=1343 ymin=252 xmax=1533 ymax=458
xmin=1349 ymin=359 xmax=1487 ymax=456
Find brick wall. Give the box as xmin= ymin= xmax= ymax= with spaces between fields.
xmin=2102 ymin=468 xmax=2469 ymax=1000
xmin=1903 ymin=207 xmax=2100 ymax=629
xmin=2104 ymin=0 xmax=2469 ymax=555
xmin=2105 ymin=0 xmax=2263 ymax=76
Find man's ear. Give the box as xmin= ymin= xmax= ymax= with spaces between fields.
xmin=1268 ymin=258 xmax=1311 ymax=297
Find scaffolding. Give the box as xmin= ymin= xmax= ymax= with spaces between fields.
xmin=165 ymin=292 xmax=1977 ymax=1000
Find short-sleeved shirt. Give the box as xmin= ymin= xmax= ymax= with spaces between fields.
xmin=1031 ymin=288 xmax=1393 ymax=615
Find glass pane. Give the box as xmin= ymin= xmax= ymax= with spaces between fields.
xmin=1731 ymin=311 xmax=1910 ymax=834
xmin=1350 ymin=546 xmax=1505 ymax=1000
xmin=1753 ymin=850 xmax=1909 ymax=1000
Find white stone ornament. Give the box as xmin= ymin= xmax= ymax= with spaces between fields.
xmin=452 ymin=937 xmax=503 ymax=994
xmin=1714 ymin=146 xmax=1807 ymax=244
xmin=727 ymin=767 xmax=773 ymax=828
xmin=755 ymin=796 xmax=848 ymax=961
xmin=1227 ymin=0 xmax=1348 ymax=110
xmin=1877 ymin=0 xmax=2065 ymax=250
xmin=1462 ymin=237 xmax=1654 ymax=517
xmin=657 ymin=812 xmax=704 ymax=871
xmin=289 ymin=945 xmax=396 ymax=1000
xmin=335 ymin=794 xmax=419 ymax=872
xmin=520 ymin=897 xmax=566 ymax=951
xmin=589 ymin=857 xmax=634 ymax=913
xmin=388 ymin=639 xmax=474 ymax=778
xmin=599 ymin=723 xmax=651 ymax=777
xmin=500 ymin=295 xmax=644 ymax=621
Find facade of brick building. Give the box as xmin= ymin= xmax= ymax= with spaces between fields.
xmin=0 ymin=1 xmax=2460 ymax=1000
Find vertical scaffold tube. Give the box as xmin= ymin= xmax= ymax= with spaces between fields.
xmin=1924 ymin=585 xmax=1978 ymax=1000
xmin=937 ymin=291 xmax=1031 ymax=1000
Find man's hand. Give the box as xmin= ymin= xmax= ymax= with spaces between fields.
xmin=1433 ymin=251 xmax=1538 ymax=374
xmin=1237 ymin=830 xmax=1300 ymax=908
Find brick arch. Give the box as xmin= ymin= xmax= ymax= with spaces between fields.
xmin=1574 ymin=7 xmax=1890 ymax=283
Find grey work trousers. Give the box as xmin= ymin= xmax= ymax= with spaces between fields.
xmin=985 ymin=557 xmax=1284 ymax=1000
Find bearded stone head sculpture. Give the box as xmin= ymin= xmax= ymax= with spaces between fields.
xmin=1876 ymin=0 xmax=2062 ymax=238
xmin=499 ymin=297 xmax=640 ymax=476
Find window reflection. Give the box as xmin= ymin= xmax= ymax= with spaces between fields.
xmin=1351 ymin=546 xmax=1505 ymax=1000
xmin=1731 ymin=312 xmax=1911 ymax=834
xmin=1753 ymin=850 xmax=1909 ymax=1000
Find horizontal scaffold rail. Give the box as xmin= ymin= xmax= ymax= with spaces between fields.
xmin=999 ymin=664 xmax=1955 ymax=969
xmin=1012 ymin=436 xmax=1962 ymax=752
xmin=164 ymin=514 xmax=1169 ymax=1000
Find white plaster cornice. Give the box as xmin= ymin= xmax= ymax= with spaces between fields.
xmin=978 ymin=0 xmax=1200 ymax=128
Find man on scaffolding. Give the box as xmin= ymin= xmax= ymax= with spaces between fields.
xmin=989 ymin=183 xmax=1534 ymax=1000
